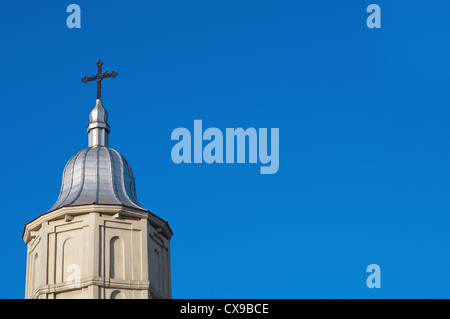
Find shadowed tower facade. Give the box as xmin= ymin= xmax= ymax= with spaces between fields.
xmin=23 ymin=61 xmax=172 ymax=299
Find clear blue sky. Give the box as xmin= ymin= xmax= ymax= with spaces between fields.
xmin=1 ymin=1 xmax=450 ymax=298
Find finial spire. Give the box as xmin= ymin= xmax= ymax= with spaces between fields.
xmin=87 ymin=99 xmax=110 ymax=147
xmin=82 ymin=60 xmax=118 ymax=147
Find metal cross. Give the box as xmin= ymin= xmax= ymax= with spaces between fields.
xmin=81 ymin=60 xmax=118 ymax=99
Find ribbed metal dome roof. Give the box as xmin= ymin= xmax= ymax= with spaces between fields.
xmin=49 ymin=146 xmax=144 ymax=212
xmin=49 ymin=98 xmax=145 ymax=212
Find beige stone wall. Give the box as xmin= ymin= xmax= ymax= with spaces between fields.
xmin=23 ymin=205 xmax=172 ymax=299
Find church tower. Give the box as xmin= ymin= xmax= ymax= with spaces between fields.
xmin=23 ymin=60 xmax=172 ymax=299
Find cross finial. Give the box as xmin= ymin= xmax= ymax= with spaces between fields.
xmin=81 ymin=59 xmax=118 ymax=99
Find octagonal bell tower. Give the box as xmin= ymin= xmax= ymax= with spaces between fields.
xmin=23 ymin=61 xmax=172 ymax=299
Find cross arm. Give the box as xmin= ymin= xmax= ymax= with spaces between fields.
xmin=82 ymin=71 xmax=118 ymax=83
xmin=101 ymin=71 xmax=118 ymax=79
xmin=81 ymin=75 xmax=99 ymax=83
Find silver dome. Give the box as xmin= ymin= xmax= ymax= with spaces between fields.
xmin=49 ymin=98 xmax=145 ymax=212
xmin=49 ymin=146 xmax=144 ymax=212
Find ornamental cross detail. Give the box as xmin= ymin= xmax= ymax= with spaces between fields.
xmin=82 ymin=60 xmax=118 ymax=99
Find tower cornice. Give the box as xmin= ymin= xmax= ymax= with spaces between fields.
xmin=23 ymin=204 xmax=173 ymax=244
